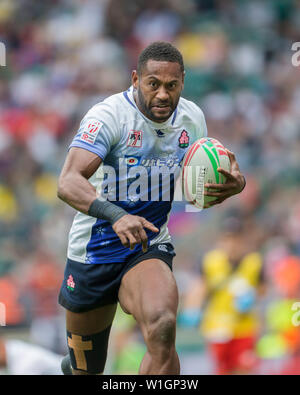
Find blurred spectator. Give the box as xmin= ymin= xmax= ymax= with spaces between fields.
xmin=23 ymin=250 xmax=66 ymax=354
xmin=178 ymin=218 xmax=265 ymax=374
xmin=256 ymin=255 xmax=300 ymax=374
xmin=0 ymin=258 xmax=27 ymax=328
xmin=0 ymin=336 xmax=63 ymax=375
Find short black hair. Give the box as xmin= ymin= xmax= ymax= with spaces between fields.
xmin=137 ymin=41 xmax=184 ymax=75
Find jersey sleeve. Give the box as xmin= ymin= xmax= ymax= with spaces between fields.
xmin=194 ymin=103 xmax=208 ymax=138
xmin=182 ymin=99 xmax=208 ymax=139
xmin=200 ymin=110 xmax=208 ymax=137
xmin=68 ymin=102 xmax=120 ymax=161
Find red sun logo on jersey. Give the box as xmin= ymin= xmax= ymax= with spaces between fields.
xmin=178 ymin=130 xmax=189 ymax=148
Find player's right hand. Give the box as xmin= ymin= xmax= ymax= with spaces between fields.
xmin=112 ymin=215 xmax=159 ymax=252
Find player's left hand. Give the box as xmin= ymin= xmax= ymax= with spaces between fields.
xmin=203 ymin=149 xmax=246 ymax=208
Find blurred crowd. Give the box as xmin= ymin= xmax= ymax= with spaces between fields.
xmin=0 ymin=0 xmax=299 ymax=374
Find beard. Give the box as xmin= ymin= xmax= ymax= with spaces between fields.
xmin=136 ymin=87 xmax=177 ymax=123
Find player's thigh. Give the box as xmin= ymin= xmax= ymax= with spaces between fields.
xmin=66 ymin=304 xmax=117 ymax=334
xmin=118 ymin=259 xmax=178 ymax=328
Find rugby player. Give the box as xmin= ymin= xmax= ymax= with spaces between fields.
xmin=57 ymin=42 xmax=246 ymax=375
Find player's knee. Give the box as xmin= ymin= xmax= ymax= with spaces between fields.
xmin=67 ymin=324 xmax=112 ymax=375
xmin=144 ymin=311 xmax=176 ymax=350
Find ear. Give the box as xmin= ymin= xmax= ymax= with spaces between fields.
xmin=132 ymin=70 xmax=139 ymax=89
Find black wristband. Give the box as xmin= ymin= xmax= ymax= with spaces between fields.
xmin=88 ymin=199 xmax=128 ymax=225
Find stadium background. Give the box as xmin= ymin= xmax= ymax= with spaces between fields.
xmin=0 ymin=0 xmax=299 ymax=374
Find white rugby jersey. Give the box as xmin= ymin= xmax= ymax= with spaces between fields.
xmin=68 ymin=86 xmax=207 ymax=264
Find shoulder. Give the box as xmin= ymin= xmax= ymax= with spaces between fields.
xmin=177 ymin=96 xmax=207 ymax=137
xmin=178 ymin=96 xmax=206 ymax=123
xmin=84 ymin=91 xmax=127 ymax=126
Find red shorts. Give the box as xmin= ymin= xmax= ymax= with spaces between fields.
xmin=208 ymin=337 xmax=257 ymax=375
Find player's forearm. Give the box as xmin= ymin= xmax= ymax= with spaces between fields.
xmin=57 ymin=172 xmax=97 ymax=214
xmin=57 ymin=172 xmax=128 ymax=224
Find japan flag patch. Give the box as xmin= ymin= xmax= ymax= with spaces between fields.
xmin=80 ymin=120 xmax=103 ymax=145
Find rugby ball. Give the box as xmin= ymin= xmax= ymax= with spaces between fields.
xmin=181 ymin=137 xmax=231 ymax=208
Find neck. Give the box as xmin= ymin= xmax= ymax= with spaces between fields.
xmin=132 ymin=89 xmax=144 ymax=116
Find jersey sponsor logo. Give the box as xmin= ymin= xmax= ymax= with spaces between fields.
xmin=127 ymin=130 xmax=143 ymax=147
xmin=80 ymin=120 xmax=103 ymax=145
xmin=124 ymin=155 xmax=141 ymax=166
xmin=141 ymin=156 xmax=181 ymax=168
xmin=178 ymin=130 xmax=189 ymax=148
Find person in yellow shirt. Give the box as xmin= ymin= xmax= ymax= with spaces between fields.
xmin=178 ymin=217 xmax=264 ymax=374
